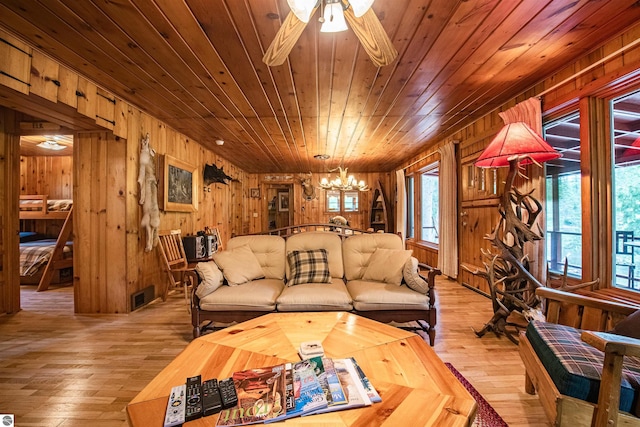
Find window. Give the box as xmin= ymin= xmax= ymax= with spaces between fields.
xmin=343 ymin=191 xmax=359 ymax=212
xmin=611 ymin=89 xmax=640 ymax=289
xmin=544 ymin=113 xmax=582 ymax=278
xmin=406 ymin=175 xmax=415 ymax=239
xmin=420 ymin=163 xmax=439 ymax=245
xmin=326 ymin=190 xmax=340 ymax=212
xmin=325 ymin=190 xmax=360 ymax=214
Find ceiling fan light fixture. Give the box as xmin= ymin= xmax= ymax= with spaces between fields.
xmin=286 ymin=0 xmax=316 ymax=23
xmin=320 ymin=1 xmax=348 ymax=33
xmin=348 ymin=0 xmax=375 ymax=17
xmin=37 ymin=140 xmax=66 ymax=151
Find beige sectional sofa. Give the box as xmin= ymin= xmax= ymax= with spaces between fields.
xmin=191 ymin=231 xmax=441 ymax=344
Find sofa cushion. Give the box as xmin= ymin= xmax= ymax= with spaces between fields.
xmin=526 ymin=320 xmax=640 ymax=416
xmin=343 ymin=233 xmax=404 ymax=281
xmin=287 ymin=249 xmax=331 ymax=286
xmin=276 ymin=278 xmax=352 ymax=311
xmin=195 ymin=261 xmax=224 ymax=298
xmin=346 ymin=279 xmax=430 ymax=311
xmin=213 ymin=244 xmax=264 ymax=286
xmin=285 ymin=232 xmax=344 ymax=279
xmin=362 ymin=248 xmax=412 ymax=286
xmin=226 ymin=235 xmax=286 ymax=280
xmin=611 ymin=309 xmax=640 ymax=339
xmin=403 ymin=256 xmax=429 ymax=293
xmin=198 ymin=278 xmax=284 ymax=311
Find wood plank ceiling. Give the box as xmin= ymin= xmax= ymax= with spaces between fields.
xmin=1 ymin=0 xmax=640 ymax=173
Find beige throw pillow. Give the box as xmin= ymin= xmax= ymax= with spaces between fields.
xmin=362 ymin=248 xmax=412 ymax=285
xmin=195 ymin=262 xmax=224 ymax=298
xmin=403 ymin=256 xmax=429 ymax=293
xmin=213 ymin=245 xmax=264 ymax=286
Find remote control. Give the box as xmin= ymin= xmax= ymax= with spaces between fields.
xmin=202 ymin=378 xmax=222 ymax=416
xmin=218 ymin=377 xmax=238 ymax=409
xmin=163 ymin=384 xmax=186 ymax=427
xmin=185 ymin=375 xmax=203 ymax=421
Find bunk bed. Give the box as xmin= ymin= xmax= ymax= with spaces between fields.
xmin=19 ymin=195 xmax=73 ymax=291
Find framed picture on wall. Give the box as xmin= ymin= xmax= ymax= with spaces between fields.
xmin=160 ymin=154 xmax=197 ymax=212
xmin=250 ymin=187 xmax=260 ymax=198
xmin=278 ymin=192 xmax=289 ymax=212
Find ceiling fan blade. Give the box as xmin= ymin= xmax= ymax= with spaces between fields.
xmin=343 ymin=5 xmax=397 ymax=67
xmin=263 ymin=10 xmax=313 ymax=66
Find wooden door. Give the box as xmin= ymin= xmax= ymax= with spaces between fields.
xmin=458 ymin=158 xmax=505 ymax=295
xmin=266 ymin=184 xmax=292 ymax=230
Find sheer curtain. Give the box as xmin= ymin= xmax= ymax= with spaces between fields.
xmin=396 ymin=169 xmax=406 ymax=244
xmin=438 ymin=141 xmax=458 ymax=278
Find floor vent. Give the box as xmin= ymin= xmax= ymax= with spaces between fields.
xmin=130 ymin=286 xmax=155 ymax=311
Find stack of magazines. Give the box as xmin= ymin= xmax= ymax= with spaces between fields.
xmin=216 ymin=357 xmax=381 ymax=426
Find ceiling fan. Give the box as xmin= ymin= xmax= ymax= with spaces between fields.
xmin=263 ymin=0 xmax=398 ymax=67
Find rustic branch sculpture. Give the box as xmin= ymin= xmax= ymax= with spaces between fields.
xmin=468 ymin=157 xmax=545 ymax=344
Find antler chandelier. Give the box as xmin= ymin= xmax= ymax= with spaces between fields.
xmin=319 ymin=167 xmax=368 ymax=191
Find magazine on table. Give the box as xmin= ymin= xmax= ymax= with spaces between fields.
xmin=217 ymin=357 xmax=379 ymax=425
xmin=350 ymin=357 xmax=382 ymax=403
xmin=216 ymin=364 xmax=287 ymax=426
xmin=305 ymin=358 xmax=372 ymax=415
xmin=307 ymin=356 xmax=347 ymax=407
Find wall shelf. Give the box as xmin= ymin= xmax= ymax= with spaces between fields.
xmin=369 ymin=180 xmax=389 ymax=232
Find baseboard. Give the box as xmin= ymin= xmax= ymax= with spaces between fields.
xmin=461 ymin=282 xmax=490 ymax=299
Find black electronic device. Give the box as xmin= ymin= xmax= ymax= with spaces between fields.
xmin=202 ymin=378 xmax=222 ymax=416
xmin=218 ymin=377 xmax=238 ymax=409
xmin=185 ymin=375 xmax=203 ymax=421
xmin=183 ymin=235 xmax=207 ymax=261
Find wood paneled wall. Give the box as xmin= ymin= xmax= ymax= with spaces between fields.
xmin=20 ymin=156 xmax=73 ymax=198
xmin=399 ymin=22 xmax=640 ymax=295
xmin=0 ymin=108 xmax=20 ymax=314
xmin=245 ymin=172 xmax=395 ymax=234
xmin=0 ymin=29 xmax=249 ymax=314
xmin=19 ymin=155 xmax=73 ymax=237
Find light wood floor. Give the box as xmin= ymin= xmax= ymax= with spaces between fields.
xmin=0 ymin=278 xmax=549 ymax=426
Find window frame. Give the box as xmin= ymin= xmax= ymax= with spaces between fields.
xmin=324 ymin=189 xmax=361 ymax=215
xmin=405 ymin=159 xmax=440 ymax=250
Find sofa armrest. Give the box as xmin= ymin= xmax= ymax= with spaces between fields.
xmin=417 ymin=262 xmax=441 ymax=290
xmin=580 ymin=331 xmax=640 ymax=426
xmin=417 ymin=263 xmax=441 ymax=310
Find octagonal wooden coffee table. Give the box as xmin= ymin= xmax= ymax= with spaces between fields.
xmin=127 ymin=312 xmax=477 ymax=426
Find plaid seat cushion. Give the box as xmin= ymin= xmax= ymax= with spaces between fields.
xmin=287 ymin=249 xmax=331 ymax=286
xmin=526 ymin=321 xmax=640 ymax=415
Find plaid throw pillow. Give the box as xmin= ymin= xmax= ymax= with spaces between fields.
xmin=287 ymin=249 xmax=331 ymax=286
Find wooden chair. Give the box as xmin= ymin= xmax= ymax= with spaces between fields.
xmin=520 ymin=287 xmax=640 ymax=426
xmin=157 ymin=229 xmax=198 ymax=308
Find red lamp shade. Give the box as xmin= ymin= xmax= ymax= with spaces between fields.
xmin=475 ymin=122 xmax=561 ymax=168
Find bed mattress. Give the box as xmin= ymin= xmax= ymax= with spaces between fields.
xmin=19 ymin=239 xmax=72 ymax=276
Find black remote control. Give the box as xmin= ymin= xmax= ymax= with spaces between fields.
xmin=218 ymin=377 xmax=238 ymax=409
xmin=185 ymin=375 xmax=203 ymax=421
xmin=202 ymin=378 xmax=222 ymax=416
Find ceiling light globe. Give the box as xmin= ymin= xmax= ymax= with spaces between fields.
xmin=320 ymin=3 xmax=348 ymax=32
xmin=349 ymin=0 xmax=375 ymax=17
xmin=287 ymin=0 xmax=316 ymax=23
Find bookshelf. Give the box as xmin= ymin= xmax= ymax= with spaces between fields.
xmin=369 ymin=180 xmax=389 ymax=232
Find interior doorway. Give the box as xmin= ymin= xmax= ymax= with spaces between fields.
xmin=266 ymin=184 xmax=292 ymax=230
xmin=18 ymin=130 xmax=75 ymax=308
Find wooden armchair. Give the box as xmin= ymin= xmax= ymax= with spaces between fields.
xmin=520 ymin=287 xmax=640 ymax=426
xmin=157 ymin=229 xmax=198 ymax=307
